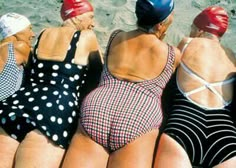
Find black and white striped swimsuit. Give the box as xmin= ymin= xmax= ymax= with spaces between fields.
xmin=164 ymin=70 xmax=236 ymax=167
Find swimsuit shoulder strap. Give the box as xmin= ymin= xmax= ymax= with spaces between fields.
xmin=105 ymin=29 xmax=123 ymax=61
xmin=64 ymin=31 xmax=81 ymax=63
xmin=181 ymin=38 xmax=192 ymax=53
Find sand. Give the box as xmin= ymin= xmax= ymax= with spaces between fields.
xmin=0 ymin=0 xmax=236 ymax=53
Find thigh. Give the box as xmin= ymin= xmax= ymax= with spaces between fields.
xmin=153 ymin=133 xmax=192 ymax=168
xmin=15 ymin=129 xmax=65 ymax=168
xmin=214 ymin=156 xmax=236 ymax=168
xmin=62 ymin=125 xmax=109 ymax=168
xmin=0 ymin=127 xmax=19 ymax=168
xmin=107 ymin=129 xmax=159 ymax=168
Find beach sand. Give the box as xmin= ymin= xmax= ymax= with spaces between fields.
xmin=0 ymin=0 xmax=236 ymax=53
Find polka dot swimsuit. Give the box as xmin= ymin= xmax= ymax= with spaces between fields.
xmin=0 ymin=31 xmax=88 ymax=148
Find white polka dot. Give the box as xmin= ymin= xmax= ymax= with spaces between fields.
xmin=68 ymin=45 xmax=71 ymax=51
xmin=74 ymin=74 xmax=79 ymax=80
xmin=38 ymin=73 xmax=44 ymax=78
xmin=77 ymin=65 xmax=82 ymax=69
xmin=41 ymin=126 xmax=47 ymax=130
xmin=63 ymin=91 xmax=68 ymax=96
xmin=72 ymin=111 xmax=76 ymax=117
xmin=71 ymin=58 xmax=75 ymax=63
xmin=28 ymin=97 xmax=34 ymax=102
xmin=32 ymin=83 xmax=37 ymax=87
xmin=3 ymin=102 xmax=8 ymax=105
xmin=50 ymin=80 xmax=56 ymax=85
xmin=77 ymin=92 xmax=80 ymax=97
xmin=50 ymin=116 xmax=56 ymax=122
xmin=59 ymin=105 xmax=64 ymax=111
xmin=65 ymin=64 xmax=72 ymax=69
xmin=37 ymin=114 xmax=43 ymax=120
xmin=18 ymin=105 xmax=24 ymax=109
xmin=84 ymin=74 xmax=87 ymax=77
xmin=9 ymin=112 xmax=15 ymax=117
xmin=11 ymin=134 xmax=17 ymax=139
xmin=25 ymin=92 xmax=31 ymax=96
xmin=56 ymin=100 xmax=60 ymax=104
xmin=12 ymin=94 xmax=17 ymax=98
xmin=0 ymin=110 xmax=3 ymax=114
xmin=46 ymin=131 xmax=50 ymax=136
xmin=69 ymin=102 xmax=74 ymax=107
xmin=53 ymin=91 xmax=59 ymax=95
xmin=10 ymin=116 xmax=16 ymax=121
xmin=76 ymin=86 xmax=80 ymax=90
xmin=57 ymin=118 xmax=63 ymax=124
xmin=39 ymin=80 xmax=44 ymax=82
xmin=13 ymin=100 xmax=19 ymax=105
xmin=33 ymin=88 xmax=39 ymax=92
xmin=63 ymin=131 xmax=68 ymax=137
xmin=52 ymin=65 xmax=59 ymax=70
xmin=75 ymin=101 xmax=78 ymax=106
xmin=63 ymin=84 xmax=69 ymax=89
xmin=52 ymin=72 xmax=58 ymax=77
xmin=23 ymin=113 xmax=29 ymax=118
xmin=41 ymin=96 xmax=47 ymax=100
xmin=31 ymin=121 xmax=36 ymax=126
xmin=69 ymin=77 xmax=74 ymax=82
xmin=20 ymin=87 xmax=25 ymax=91
xmin=68 ymin=117 xmax=73 ymax=123
xmin=38 ymin=63 xmax=44 ymax=68
xmin=17 ymin=125 xmax=21 ymax=130
xmin=33 ymin=106 xmax=39 ymax=111
xmin=52 ymin=134 xmax=58 ymax=141
xmin=46 ymin=102 xmax=53 ymax=107
xmin=42 ymin=87 xmax=48 ymax=91
xmin=1 ymin=118 xmax=6 ymax=124
xmin=74 ymin=34 xmax=78 ymax=38
xmin=26 ymin=119 xmax=31 ymax=123
xmin=82 ymin=80 xmax=85 ymax=84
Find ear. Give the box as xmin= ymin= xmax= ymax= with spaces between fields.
xmin=155 ymin=23 xmax=163 ymax=31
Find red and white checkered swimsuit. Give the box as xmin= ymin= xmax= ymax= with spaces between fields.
xmin=80 ymin=30 xmax=175 ymax=151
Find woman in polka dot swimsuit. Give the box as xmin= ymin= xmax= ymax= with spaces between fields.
xmin=0 ymin=0 xmax=103 ymax=167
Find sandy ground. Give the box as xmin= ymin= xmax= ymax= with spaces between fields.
xmin=0 ymin=0 xmax=236 ymax=53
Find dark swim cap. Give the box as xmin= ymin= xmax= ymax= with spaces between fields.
xmin=135 ymin=0 xmax=174 ymax=27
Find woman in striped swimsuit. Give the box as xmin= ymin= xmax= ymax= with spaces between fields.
xmin=62 ymin=0 xmax=181 ymax=167
xmin=154 ymin=6 xmax=236 ymax=168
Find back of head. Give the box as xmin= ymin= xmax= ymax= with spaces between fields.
xmin=135 ymin=0 xmax=174 ymax=27
xmin=193 ymin=6 xmax=229 ymax=37
xmin=60 ymin=0 xmax=94 ymax=21
xmin=0 ymin=13 xmax=31 ymax=39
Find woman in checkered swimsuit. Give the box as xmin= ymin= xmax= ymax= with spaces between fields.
xmin=62 ymin=1 xmax=181 ymax=167
xmin=0 ymin=13 xmax=34 ymax=101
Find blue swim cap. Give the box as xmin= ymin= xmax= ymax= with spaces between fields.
xmin=136 ymin=0 xmax=174 ymax=27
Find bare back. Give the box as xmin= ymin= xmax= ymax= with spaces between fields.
xmin=178 ymin=37 xmax=236 ymax=108
xmin=107 ymin=30 xmax=181 ymax=82
xmin=36 ymin=26 xmax=101 ymax=66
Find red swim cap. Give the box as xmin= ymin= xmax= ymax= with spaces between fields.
xmin=193 ymin=6 xmax=229 ymax=37
xmin=61 ymin=0 xmax=94 ymax=21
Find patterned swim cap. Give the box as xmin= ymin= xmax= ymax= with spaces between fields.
xmin=0 ymin=13 xmax=31 ymax=39
xmin=61 ymin=0 xmax=94 ymax=21
xmin=136 ymin=0 xmax=174 ymax=26
xmin=193 ymin=6 xmax=229 ymax=37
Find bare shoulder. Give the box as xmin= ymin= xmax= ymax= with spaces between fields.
xmin=172 ymin=45 xmax=182 ymax=69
